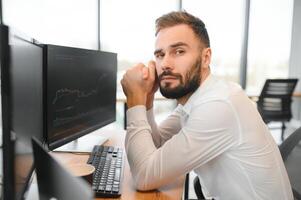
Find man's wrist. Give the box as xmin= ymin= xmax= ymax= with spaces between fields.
xmin=126 ymin=93 xmax=147 ymax=109
xmin=146 ymin=94 xmax=155 ymax=110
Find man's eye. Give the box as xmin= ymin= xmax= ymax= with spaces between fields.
xmin=156 ymin=53 xmax=164 ymax=59
xmin=175 ymin=49 xmax=184 ymax=55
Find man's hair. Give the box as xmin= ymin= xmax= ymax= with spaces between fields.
xmin=155 ymin=11 xmax=210 ymax=47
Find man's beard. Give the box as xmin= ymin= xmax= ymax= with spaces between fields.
xmin=159 ymin=58 xmax=202 ymax=99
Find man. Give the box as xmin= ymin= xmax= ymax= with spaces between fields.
xmin=121 ymin=11 xmax=293 ymax=200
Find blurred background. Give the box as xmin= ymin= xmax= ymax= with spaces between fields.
xmin=1 ymin=0 xmax=300 ymax=136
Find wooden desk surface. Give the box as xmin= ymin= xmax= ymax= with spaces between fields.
xmin=52 ymin=129 xmax=184 ymax=200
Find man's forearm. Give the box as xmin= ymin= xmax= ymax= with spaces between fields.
xmin=126 ymin=93 xmax=147 ymax=109
xmin=146 ymin=93 xmax=155 ymax=110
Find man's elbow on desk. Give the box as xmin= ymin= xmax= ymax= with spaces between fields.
xmin=131 ymin=166 xmax=162 ymax=191
xmin=134 ymin=181 xmax=155 ymax=192
xmin=130 ymin=168 xmax=151 ymax=191
xmin=133 ymin=175 xmax=158 ymax=192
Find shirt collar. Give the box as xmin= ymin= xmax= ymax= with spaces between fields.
xmin=180 ymin=74 xmax=215 ymax=115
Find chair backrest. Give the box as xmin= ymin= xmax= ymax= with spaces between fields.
xmin=259 ymin=79 xmax=298 ymax=99
xmin=279 ymin=127 xmax=301 ymax=199
xmin=257 ymin=79 xmax=298 ymax=121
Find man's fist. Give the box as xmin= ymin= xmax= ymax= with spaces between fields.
xmin=120 ymin=61 xmax=158 ymax=108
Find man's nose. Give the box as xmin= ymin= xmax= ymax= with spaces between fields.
xmin=161 ymin=54 xmax=174 ymax=71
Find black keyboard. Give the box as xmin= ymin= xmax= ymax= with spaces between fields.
xmin=87 ymin=145 xmax=124 ymax=198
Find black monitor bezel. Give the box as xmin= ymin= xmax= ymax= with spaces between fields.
xmin=1 ymin=24 xmax=14 ymax=200
xmin=1 ymin=24 xmax=45 ymax=200
xmin=10 ymin=32 xmax=44 ymax=200
xmin=44 ymin=44 xmax=117 ymax=150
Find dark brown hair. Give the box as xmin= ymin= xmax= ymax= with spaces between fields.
xmin=155 ymin=11 xmax=210 ymax=47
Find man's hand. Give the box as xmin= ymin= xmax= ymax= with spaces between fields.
xmin=121 ymin=61 xmax=158 ymax=109
xmin=144 ymin=61 xmax=159 ymax=110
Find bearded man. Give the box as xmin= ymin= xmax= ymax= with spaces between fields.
xmin=120 ymin=11 xmax=293 ymax=200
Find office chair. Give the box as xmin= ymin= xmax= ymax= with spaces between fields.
xmin=257 ymin=79 xmax=298 ymax=141
xmin=193 ymin=176 xmax=205 ymax=200
xmin=279 ymin=127 xmax=301 ymax=199
xmin=183 ymin=173 xmax=206 ymax=200
xmin=193 ymin=127 xmax=301 ymax=199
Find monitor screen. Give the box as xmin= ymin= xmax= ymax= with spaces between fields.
xmin=46 ymin=45 xmax=117 ymax=150
xmin=10 ymin=32 xmax=44 ymax=199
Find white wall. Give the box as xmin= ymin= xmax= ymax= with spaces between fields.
xmin=2 ymin=0 xmax=98 ymax=50
xmin=289 ymin=0 xmax=301 ymax=121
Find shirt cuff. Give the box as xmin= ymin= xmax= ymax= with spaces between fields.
xmin=126 ymin=105 xmax=148 ymax=126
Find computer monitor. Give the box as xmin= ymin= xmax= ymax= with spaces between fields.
xmin=1 ymin=24 xmax=44 ymax=200
xmin=10 ymin=31 xmax=44 ymax=200
xmin=44 ymin=45 xmax=117 ymax=151
xmin=31 ymin=137 xmax=93 ymax=200
xmin=1 ymin=24 xmax=14 ymax=200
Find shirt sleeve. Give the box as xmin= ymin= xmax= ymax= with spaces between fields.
xmin=146 ymin=106 xmax=182 ymax=148
xmin=125 ymin=101 xmax=239 ymax=191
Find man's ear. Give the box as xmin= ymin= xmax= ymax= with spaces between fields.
xmin=201 ymin=47 xmax=212 ymax=68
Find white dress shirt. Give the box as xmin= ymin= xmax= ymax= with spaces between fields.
xmin=125 ymin=74 xmax=293 ymax=200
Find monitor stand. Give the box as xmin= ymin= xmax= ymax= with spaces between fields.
xmin=53 ymin=134 xmax=109 ymax=153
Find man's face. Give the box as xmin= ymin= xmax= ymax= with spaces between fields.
xmin=154 ymin=24 xmax=204 ymax=99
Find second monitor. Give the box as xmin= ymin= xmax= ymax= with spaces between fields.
xmin=44 ymin=45 xmax=117 ymax=151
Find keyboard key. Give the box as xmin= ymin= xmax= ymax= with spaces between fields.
xmin=98 ymin=185 xmax=105 ymax=191
xmin=105 ymin=185 xmax=112 ymax=191
xmin=112 ymin=187 xmax=119 ymax=193
xmin=114 ymin=168 xmax=121 ymax=181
